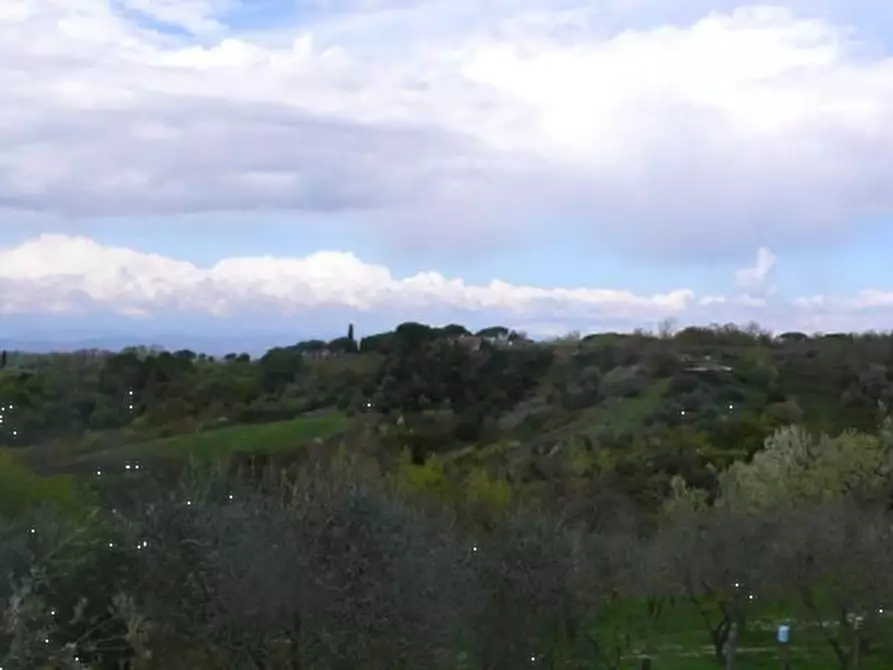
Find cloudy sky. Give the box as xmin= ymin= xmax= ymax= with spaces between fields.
xmin=2 ymin=0 xmax=893 ymax=347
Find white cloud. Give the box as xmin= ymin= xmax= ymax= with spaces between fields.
xmin=2 ymin=1 xmax=893 ymax=260
xmin=0 ymin=234 xmax=891 ymax=336
xmin=790 ymin=289 xmax=893 ymax=333
xmin=0 ymin=234 xmax=694 ymax=324
xmin=735 ymin=246 xmax=777 ymax=296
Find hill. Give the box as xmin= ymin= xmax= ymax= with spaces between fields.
xmin=3 ymin=320 xmax=893 ymax=506
xmin=4 ymin=321 xmax=893 ymax=668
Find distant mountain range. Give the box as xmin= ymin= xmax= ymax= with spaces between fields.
xmin=0 ymin=313 xmax=324 ymax=355
xmin=0 ymin=308 xmax=535 ymax=355
xmin=0 ymin=307 xmax=502 ymax=356
xmin=0 ymin=333 xmax=308 ymax=356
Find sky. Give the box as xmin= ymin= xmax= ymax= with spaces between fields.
xmin=2 ymin=0 xmax=893 ymax=349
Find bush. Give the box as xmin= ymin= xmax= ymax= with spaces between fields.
xmin=87 ymin=458 xmax=477 ymax=668
xmin=667 ymin=373 xmax=702 ymax=396
xmin=0 ymin=508 xmax=145 ymax=668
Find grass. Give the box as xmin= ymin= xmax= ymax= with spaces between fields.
xmin=545 ymin=377 xmax=672 ymax=441
xmin=592 ymin=597 xmax=893 ymax=670
xmin=624 ymin=636 xmax=890 ymax=669
xmin=0 ymin=452 xmax=88 ymax=519
xmin=75 ymin=414 xmax=349 ymax=464
xmin=7 ymin=416 xmax=351 ymax=476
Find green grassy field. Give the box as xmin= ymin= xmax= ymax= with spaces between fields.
xmin=75 ymin=414 xmax=350 ymax=464
xmin=0 ymin=415 xmax=353 ymax=523
xmin=0 ymin=452 xmax=87 ymax=519
xmin=3 ymin=415 xmax=351 ymax=479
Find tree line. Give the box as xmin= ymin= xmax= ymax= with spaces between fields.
xmin=0 ymin=321 xmax=531 ymax=445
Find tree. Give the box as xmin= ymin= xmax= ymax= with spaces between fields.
xmin=508 ymin=330 xmax=528 ymax=344
xmin=295 ymin=339 xmax=327 ymax=354
xmin=583 ymin=529 xmax=659 ymax=670
xmin=359 ymin=330 xmax=396 ymax=353
xmin=468 ymin=511 xmax=602 ymax=669
xmin=395 ymin=321 xmax=434 ymax=350
xmin=347 ymin=323 xmax=355 ymax=341
xmin=772 ymin=502 xmax=893 ymax=669
xmin=476 ymin=325 xmax=510 ymax=341
xmin=436 ymin=323 xmax=470 ymax=339
xmin=257 ymin=346 xmax=304 ymax=394
xmin=656 ymin=477 xmax=780 ymax=666
xmin=719 ymin=425 xmax=892 ymax=510
xmin=715 ymin=423 xmax=893 ymax=668
xmin=778 ymin=331 xmax=808 ymax=342
xmin=658 ymin=318 xmax=678 ymax=339
xmin=328 ymin=336 xmax=358 ymax=354
xmin=123 ymin=455 xmax=479 ymax=668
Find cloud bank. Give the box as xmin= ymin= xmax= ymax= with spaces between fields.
xmin=2 ymin=1 xmax=893 ymax=259
xmin=0 ymin=235 xmax=890 ymax=337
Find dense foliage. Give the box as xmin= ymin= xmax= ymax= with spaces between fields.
xmin=2 ymin=430 xmax=893 ymax=669
xmin=3 ymin=321 xmax=893 ymax=667
xmin=4 ymin=321 xmax=893 ymax=503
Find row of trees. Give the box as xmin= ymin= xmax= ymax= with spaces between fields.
xmin=0 ymin=322 xmax=538 ymax=446
xmin=3 ymin=420 xmax=893 ymax=668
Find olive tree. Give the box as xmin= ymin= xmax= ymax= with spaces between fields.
xmin=583 ymin=528 xmax=661 ymax=670
xmin=131 ymin=457 xmax=475 ymax=670
xmin=714 ymin=424 xmax=893 ymax=668
xmin=655 ymin=476 xmax=781 ymax=666
xmin=0 ymin=508 xmax=147 ymax=669
xmin=772 ymin=502 xmax=893 ymax=669
xmin=719 ymin=425 xmax=892 ymax=509
xmin=465 ymin=509 xmax=605 ymax=670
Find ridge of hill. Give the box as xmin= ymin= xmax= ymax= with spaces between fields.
xmin=2 ymin=320 xmax=892 ymax=505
